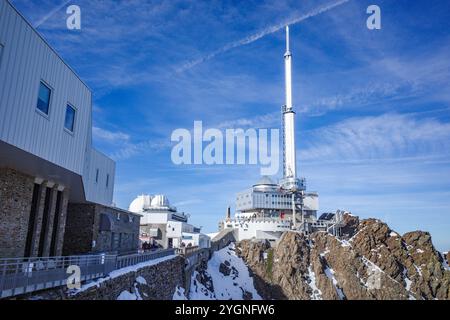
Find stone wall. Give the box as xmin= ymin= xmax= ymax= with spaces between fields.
xmin=69 ymin=256 xmax=184 ymax=300
xmin=63 ymin=203 xmax=97 ymax=255
xmin=210 ymin=229 xmax=237 ymax=252
xmin=63 ymin=203 xmax=141 ymax=255
xmin=0 ymin=167 xmax=70 ymax=258
xmin=0 ymin=168 xmax=34 ymax=258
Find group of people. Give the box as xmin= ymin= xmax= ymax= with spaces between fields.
xmin=141 ymin=240 xmax=158 ymax=252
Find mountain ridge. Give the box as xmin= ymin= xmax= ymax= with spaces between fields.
xmin=191 ymin=214 xmax=450 ymax=300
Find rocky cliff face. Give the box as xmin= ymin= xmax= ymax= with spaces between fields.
xmin=237 ymin=215 xmax=450 ymax=300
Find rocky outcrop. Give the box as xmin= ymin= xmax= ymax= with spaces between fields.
xmin=237 ymin=215 xmax=450 ymax=300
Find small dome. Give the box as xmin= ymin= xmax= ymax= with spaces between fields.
xmin=151 ymin=195 xmax=170 ymax=208
xmin=129 ymin=194 xmax=153 ymax=213
xmin=253 ymin=176 xmax=278 ymax=192
xmin=254 ymin=176 xmax=276 ymax=187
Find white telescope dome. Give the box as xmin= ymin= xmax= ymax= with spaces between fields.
xmin=253 ymin=176 xmax=278 ymax=192
xmin=150 ymin=194 xmax=170 ymax=208
xmin=129 ymin=194 xmax=153 ymax=213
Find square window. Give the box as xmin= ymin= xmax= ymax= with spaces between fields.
xmin=64 ymin=104 xmax=76 ymax=132
xmin=37 ymin=82 xmax=51 ymax=115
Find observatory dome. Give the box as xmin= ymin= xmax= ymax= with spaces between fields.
xmin=151 ymin=195 xmax=170 ymax=208
xmin=253 ymin=176 xmax=278 ymax=192
xmin=129 ymin=194 xmax=153 ymax=213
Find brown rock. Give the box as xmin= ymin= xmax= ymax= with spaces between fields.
xmin=237 ymin=217 xmax=450 ymax=300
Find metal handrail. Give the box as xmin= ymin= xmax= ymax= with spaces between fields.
xmin=0 ymin=249 xmax=176 ymax=299
xmin=116 ymin=249 xmax=175 ymax=269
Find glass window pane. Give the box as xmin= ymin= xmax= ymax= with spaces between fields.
xmin=37 ymin=82 xmax=51 ymax=114
xmin=64 ymin=105 xmax=76 ymax=132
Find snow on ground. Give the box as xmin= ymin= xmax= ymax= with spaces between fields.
xmin=117 ymin=290 xmax=138 ymax=300
xmin=189 ymin=271 xmax=216 ymax=300
xmin=69 ymin=254 xmax=177 ymax=295
xmin=173 ymin=286 xmax=188 ymax=300
xmin=413 ymin=264 xmax=423 ymax=276
xmin=323 ymin=265 xmax=345 ymax=300
xmin=320 ymin=249 xmax=330 ymax=257
xmin=116 ymin=281 xmax=144 ymax=300
xmin=390 ymin=231 xmax=399 ymax=237
xmin=307 ymin=266 xmax=323 ymax=300
xmin=136 ymin=276 xmax=147 ymax=285
xmin=403 ymin=269 xmax=412 ymax=291
xmin=190 ymin=243 xmax=261 ymax=300
xmin=441 ymin=252 xmax=450 ymax=271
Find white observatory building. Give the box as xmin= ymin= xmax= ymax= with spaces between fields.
xmin=129 ymin=194 xmax=211 ymax=249
xmin=220 ymin=26 xmax=343 ymax=242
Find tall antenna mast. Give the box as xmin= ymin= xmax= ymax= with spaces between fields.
xmin=286 ymin=25 xmax=290 ymax=52
xmin=283 ymin=25 xmax=296 ymax=179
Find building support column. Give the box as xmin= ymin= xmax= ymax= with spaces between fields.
xmin=292 ymin=193 xmax=296 ymax=229
xmin=29 ymin=179 xmax=48 ymax=257
xmin=54 ymin=188 xmax=69 ymax=256
xmin=41 ymin=184 xmax=59 ymax=257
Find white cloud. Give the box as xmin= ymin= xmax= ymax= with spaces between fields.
xmin=300 ymin=113 xmax=450 ymax=162
xmin=175 ymin=0 xmax=351 ymax=73
xmin=92 ymin=126 xmax=130 ymax=143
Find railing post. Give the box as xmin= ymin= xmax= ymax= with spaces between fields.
xmin=0 ymin=259 xmax=7 ymax=295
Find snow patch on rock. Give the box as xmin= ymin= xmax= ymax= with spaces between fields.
xmin=190 ymin=243 xmax=261 ymax=300
xmin=323 ymin=264 xmax=345 ymax=300
xmin=307 ymin=266 xmax=323 ymax=300
xmin=173 ymin=286 xmax=188 ymax=300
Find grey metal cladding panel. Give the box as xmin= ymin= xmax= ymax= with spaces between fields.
xmin=84 ymin=148 xmax=116 ymax=206
xmin=0 ymin=1 xmax=91 ymax=175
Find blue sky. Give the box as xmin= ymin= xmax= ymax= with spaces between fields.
xmin=12 ymin=0 xmax=450 ymax=250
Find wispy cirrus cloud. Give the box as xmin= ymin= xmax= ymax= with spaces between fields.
xmin=175 ymin=0 xmax=351 ymax=73
xmin=34 ymin=0 xmax=72 ymax=28
xmin=92 ymin=126 xmax=130 ymax=143
xmin=299 ymin=113 xmax=450 ymax=162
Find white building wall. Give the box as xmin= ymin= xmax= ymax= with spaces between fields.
xmin=141 ymin=212 xmax=169 ymax=225
xmin=166 ymin=221 xmax=182 ymax=238
xmin=304 ymin=193 xmax=319 ymax=211
xmin=83 ymin=149 xmax=115 ymax=206
xmin=0 ymin=0 xmax=115 ymax=206
xmin=0 ymin=0 xmax=90 ymax=175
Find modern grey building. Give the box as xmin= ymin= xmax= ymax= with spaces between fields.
xmin=0 ymin=0 xmax=139 ymax=258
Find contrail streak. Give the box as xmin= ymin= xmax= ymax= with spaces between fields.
xmin=34 ymin=0 xmax=73 ymax=29
xmin=175 ymin=0 xmax=350 ymax=73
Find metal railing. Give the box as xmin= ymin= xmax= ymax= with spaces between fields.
xmin=0 ymin=248 xmax=176 ymax=299
xmin=185 ymin=248 xmax=210 ymax=270
xmin=116 ymin=249 xmax=175 ymax=269
xmin=175 ymin=246 xmax=199 ymax=257
xmin=0 ymin=254 xmax=116 ymax=299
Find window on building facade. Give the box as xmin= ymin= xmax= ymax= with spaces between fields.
xmin=37 ymin=82 xmax=51 ymax=115
xmin=64 ymin=104 xmax=76 ymax=132
xmin=106 ymin=174 xmax=110 ymax=187
xmin=95 ymin=169 xmax=99 ymax=183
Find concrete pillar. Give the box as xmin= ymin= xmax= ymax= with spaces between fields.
xmin=31 ymin=181 xmax=50 ymax=257
xmin=28 ymin=180 xmax=46 ymax=257
xmin=42 ymin=184 xmax=60 ymax=257
xmin=54 ymin=188 xmax=69 ymax=256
